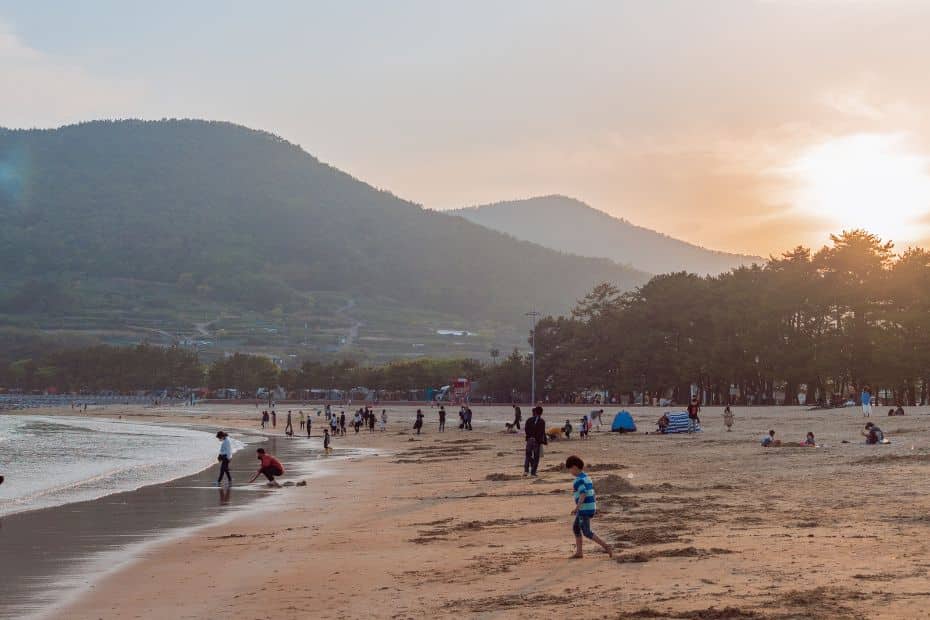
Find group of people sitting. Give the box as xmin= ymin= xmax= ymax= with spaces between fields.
xmin=761 ymin=422 xmax=888 ymax=447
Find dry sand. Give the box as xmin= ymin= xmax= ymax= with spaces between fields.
xmin=34 ymin=403 xmax=930 ymax=619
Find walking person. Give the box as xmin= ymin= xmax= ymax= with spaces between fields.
xmin=299 ymin=410 xmax=305 ymax=430
xmin=339 ymin=412 xmax=346 ymax=436
xmin=438 ymin=405 xmax=446 ymax=432
xmin=861 ymin=386 xmax=873 ymax=417
xmin=512 ymin=404 xmax=522 ymax=430
xmin=271 ymin=410 xmax=277 ymax=428
xmin=215 ymin=431 xmax=233 ymax=486
xmin=523 ymin=405 xmax=547 ymax=477
xmin=306 ymin=414 xmax=313 ymax=437
xmin=414 ymin=409 xmax=424 ymax=435
xmin=285 ymin=411 xmax=294 ymax=436
xmin=261 ymin=410 xmax=269 ymax=429
xmin=464 ymin=406 xmax=473 ymax=431
xmin=248 ymin=448 xmax=284 ymax=487
xmin=380 ymin=409 xmax=387 ymax=431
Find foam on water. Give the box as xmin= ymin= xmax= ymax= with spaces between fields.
xmin=0 ymin=415 xmax=243 ymax=517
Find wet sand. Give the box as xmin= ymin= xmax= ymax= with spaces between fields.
xmin=19 ymin=403 xmax=930 ymax=619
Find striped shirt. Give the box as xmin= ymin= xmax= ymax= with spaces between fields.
xmin=573 ymin=472 xmax=597 ymax=516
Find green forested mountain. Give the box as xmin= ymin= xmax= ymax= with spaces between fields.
xmin=0 ymin=120 xmax=647 ymax=360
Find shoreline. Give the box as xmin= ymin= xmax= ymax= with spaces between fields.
xmin=0 ymin=408 xmax=361 ymax=620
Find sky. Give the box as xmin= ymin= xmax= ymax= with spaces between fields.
xmin=4 ymin=0 xmax=930 ymax=256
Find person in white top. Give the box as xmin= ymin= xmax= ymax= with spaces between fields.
xmin=380 ymin=409 xmax=387 ymax=431
xmin=216 ymin=431 xmax=233 ymax=486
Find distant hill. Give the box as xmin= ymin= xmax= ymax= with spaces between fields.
xmin=0 ymin=121 xmax=648 ymax=343
xmin=451 ymin=196 xmax=761 ymax=276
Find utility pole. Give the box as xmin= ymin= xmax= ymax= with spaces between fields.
xmin=526 ymin=310 xmax=540 ymax=405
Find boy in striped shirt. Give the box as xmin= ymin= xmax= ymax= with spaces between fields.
xmin=566 ymin=455 xmax=613 ymax=559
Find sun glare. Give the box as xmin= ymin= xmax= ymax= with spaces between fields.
xmin=786 ymin=133 xmax=930 ymax=244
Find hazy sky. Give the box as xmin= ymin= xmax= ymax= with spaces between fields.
xmin=4 ymin=1 xmax=930 ymax=256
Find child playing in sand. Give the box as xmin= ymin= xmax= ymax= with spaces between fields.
xmin=862 ymin=422 xmax=885 ymax=444
xmin=761 ymin=430 xmax=781 ymax=447
xmin=723 ymin=406 xmax=734 ymax=432
xmin=323 ymin=429 xmax=332 ymax=454
xmin=563 ymin=419 xmax=573 ymax=439
xmin=565 ymin=455 xmax=613 ymax=559
xmin=803 ymin=432 xmax=816 ymax=446
xmin=579 ymin=415 xmax=589 ymax=439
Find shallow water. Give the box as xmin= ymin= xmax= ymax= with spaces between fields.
xmin=0 ymin=415 xmax=243 ymax=517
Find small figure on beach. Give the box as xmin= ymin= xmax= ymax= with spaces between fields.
xmin=566 ymin=455 xmax=613 ymax=559
xmin=803 ymin=432 xmax=816 ymax=447
xmin=261 ymin=410 xmax=269 ymax=429
xmin=306 ymin=415 xmax=313 ymax=437
xmin=656 ymin=413 xmax=670 ymax=433
xmin=271 ymin=410 xmax=277 ymax=428
xmin=368 ymin=410 xmax=375 ymax=432
xmin=863 ymin=422 xmax=886 ymax=444
xmin=299 ymin=410 xmax=305 ymax=430
xmin=464 ymin=406 xmax=473 ymax=430
xmin=761 ymin=430 xmax=781 ymax=447
xmin=438 ymin=405 xmax=446 ymax=432
xmin=339 ymin=412 xmax=346 ymax=436
xmin=524 ymin=405 xmax=547 ymax=477
xmin=380 ymin=409 xmax=387 ymax=431
xmin=723 ymin=406 xmax=734 ymax=432
xmin=590 ymin=409 xmax=604 ymax=431
xmin=687 ymin=398 xmax=701 ymax=433
xmin=861 ymin=387 xmax=873 ymax=417
xmin=414 ymin=409 xmax=424 ymax=435
xmin=323 ymin=429 xmax=333 ymax=454
xmin=249 ymin=448 xmax=284 ymax=487
xmin=563 ymin=419 xmax=573 ymax=439
xmin=512 ymin=404 xmax=522 ymax=430
xmin=216 ymin=431 xmax=233 ymax=486
xmin=285 ymin=411 xmax=294 ymax=437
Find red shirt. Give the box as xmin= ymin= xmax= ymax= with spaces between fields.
xmin=258 ymin=454 xmax=284 ymax=472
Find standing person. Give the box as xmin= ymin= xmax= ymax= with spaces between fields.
xmin=380 ymin=409 xmax=387 ymax=431
xmin=563 ymin=419 xmax=573 ymax=439
xmin=464 ymin=406 xmax=473 ymax=431
xmin=861 ymin=387 xmax=873 ymax=417
xmin=271 ymin=410 xmax=277 ymax=428
xmin=299 ymin=410 xmax=305 ymax=430
xmin=565 ymin=455 xmax=613 ymax=559
xmin=306 ymin=414 xmax=313 ymax=438
xmin=524 ymin=405 xmax=547 ymax=477
xmin=339 ymin=411 xmax=346 ymax=436
xmin=353 ymin=410 xmax=362 ymax=434
xmin=458 ymin=406 xmax=466 ymax=430
xmin=512 ymin=404 xmax=522 ymax=430
xmin=438 ymin=405 xmax=446 ymax=432
xmin=687 ymin=397 xmax=701 ymax=433
xmin=414 ymin=409 xmax=424 ymax=435
xmin=368 ymin=410 xmax=376 ymax=432
xmin=285 ymin=411 xmax=294 ymax=436
xmin=261 ymin=410 xmax=268 ymax=429
xmin=215 ymin=431 xmax=233 ymax=486
xmin=323 ymin=429 xmax=333 ymax=454
xmin=248 ymin=448 xmax=284 ymax=487
xmin=723 ymin=405 xmax=734 ymax=432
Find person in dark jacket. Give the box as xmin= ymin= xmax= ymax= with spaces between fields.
xmin=512 ymin=404 xmax=522 ymax=430
xmin=524 ymin=405 xmax=547 ymax=477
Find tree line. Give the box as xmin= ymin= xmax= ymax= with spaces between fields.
xmin=6 ymin=230 xmax=928 ymax=406
xmin=533 ymin=230 xmax=930 ymax=406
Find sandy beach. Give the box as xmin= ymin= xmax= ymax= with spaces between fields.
xmin=16 ymin=403 xmax=930 ymax=619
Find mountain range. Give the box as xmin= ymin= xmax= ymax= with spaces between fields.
xmin=0 ymin=120 xmax=649 ymax=361
xmin=451 ymin=196 xmax=761 ymax=276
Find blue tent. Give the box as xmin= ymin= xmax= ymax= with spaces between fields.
xmin=611 ymin=410 xmax=637 ymax=432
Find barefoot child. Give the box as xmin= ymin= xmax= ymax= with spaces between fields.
xmin=566 ymin=455 xmax=613 ymax=559
xmin=723 ymin=406 xmax=734 ymax=432
xmin=323 ymin=429 xmax=333 ymax=454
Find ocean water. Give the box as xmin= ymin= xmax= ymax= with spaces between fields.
xmin=0 ymin=415 xmax=240 ymax=517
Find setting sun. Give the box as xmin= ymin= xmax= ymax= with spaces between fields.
xmin=786 ymin=133 xmax=930 ymax=244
